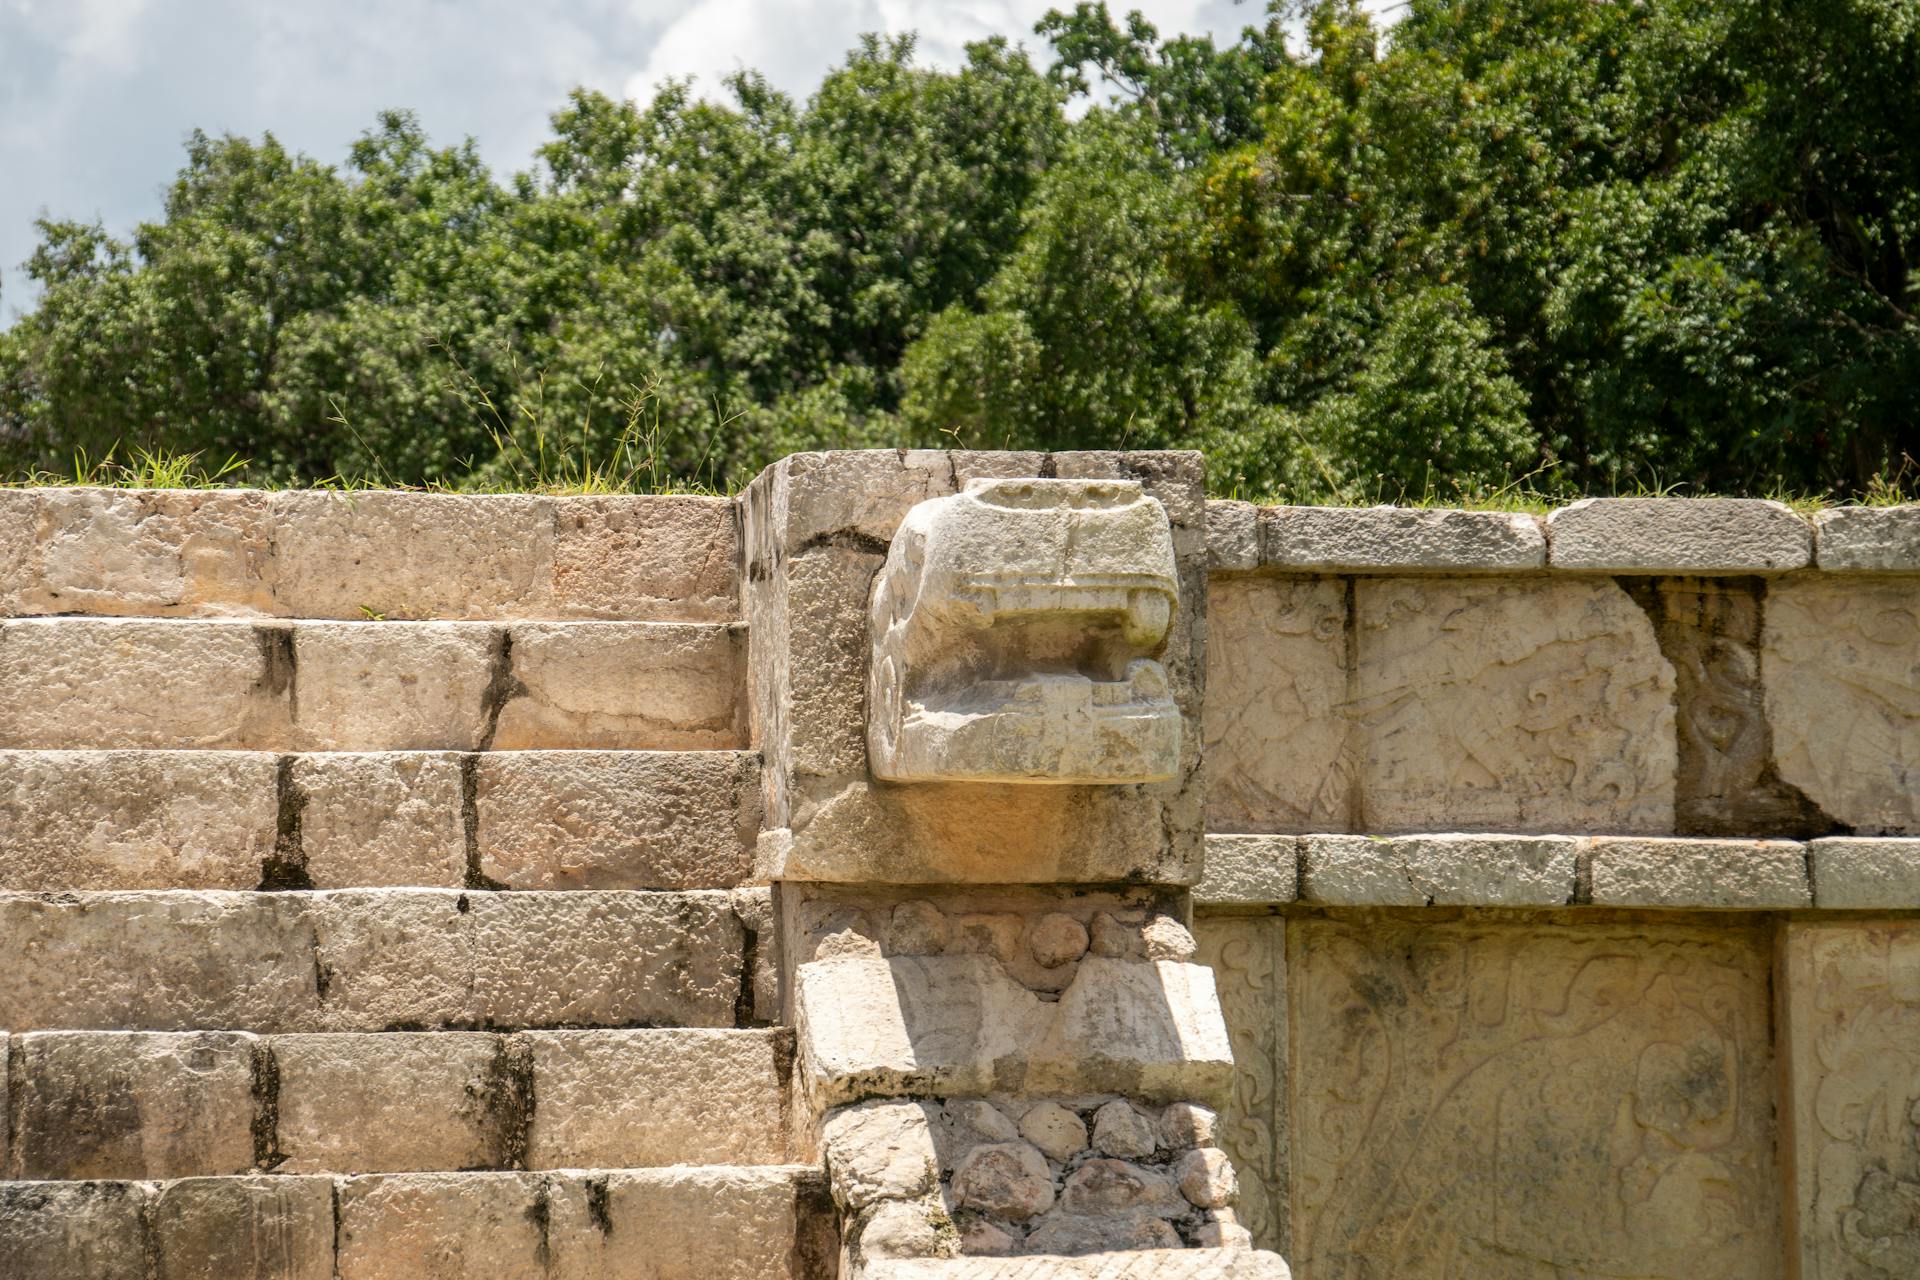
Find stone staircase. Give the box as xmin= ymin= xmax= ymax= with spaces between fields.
xmin=0 ymin=490 xmax=834 ymax=1278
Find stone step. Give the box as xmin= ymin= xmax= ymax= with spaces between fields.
xmin=0 ymin=889 xmax=767 ymax=1033
xmin=0 ymin=618 xmax=745 ymax=751
xmin=0 ymin=488 xmax=740 ymax=622
xmin=1 ymin=1028 xmax=791 ymax=1180
xmin=0 ymin=1166 xmax=837 ymax=1279
xmin=0 ymin=749 xmax=760 ymax=891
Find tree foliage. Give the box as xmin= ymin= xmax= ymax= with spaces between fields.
xmin=2 ymin=1 xmax=1915 ymax=497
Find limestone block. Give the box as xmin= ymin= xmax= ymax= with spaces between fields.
xmin=863 ymin=1250 xmax=1292 ymax=1279
xmin=1765 ymin=576 xmax=1920 ymax=833
xmin=550 ymin=495 xmax=738 ymax=622
xmin=273 ymin=1032 xmax=518 ymax=1173
xmin=855 ymin=1197 xmax=958 ymax=1262
xmin=783 ymin=547 xmax=887 ymax=779
xmin=9 ymin=1031 xmax=257 ymax=1179
xmin=269 ymin=490 xmax=554 ymax=619
xmin=475 ymin=750 xmax=758 ymax=889
xmin=1586 ymin=836 xmax=1812 ymax=908
xmin=1781 ymin=922 xmax=1920 ymax=1278
xmin=335 ymin=1172 xmax=548 ymax=1280
xmin=0 ymin=892 xmax=316 ymax=1031
xmin=823 ymin=1101 xmax=942 ymax=1210
xmin=0 ymin=618 xmax=284 ymax=748
xmin=0 ymin=749 xmax=276 ymax=890
xmin=1193 ymin=835 xmax=1299 ymax=907
xmin=1261 ymin=505 xmax=1545 ymax=572
xmin=0 ymin=1180 xmax=153 ymax=1278
xmin=1300 ymin=834 xmax=1579 ymax=907
xmin=1193 ymin=915 xmax=1286 ymax=1255
xmin=795 ymin=953 xmax=1233 ymax=1111
xmin=769 ymin=780 xmax=1198 ymax=885
xmin=1547 ymin=496 xmax=1811 ymax=571
xmin=289 ymin=622 xmax=496 ymax=751
xmin=1206 ymin=500 xmax=1260 ymax=571
xmin=149 ymin=1176 xmax=335 ymax=1280
xmin=295 ymin=752 xmax=466 ymax=888
xmin=545 ymin=1166 xmax=838 ymax=1279
xmin=310 ymin=890 xmax=474 ymax=1031
xmin=29 ymin=487 xmax=274 ymax=616
xmin=1812 ymin=504 xmax=1920 ymax=571
xmin=868 ymin=478 xmax=1181 ymax=784
xmin=524 ymin=1028 xmax=789 ymax=1167
xmin=1201 ymin=577 xmax=1351 ymax=834
xmin=1810 ymin=837 xmax=1920 ymax=908
xmin=0 ymin=489 xmax=33 ymax=613
xmin=1352 ymin=576 xmax=1677 ymax=833
xmin=1291 ymin=915 xmax=1780 ymax=1279
xmin=491 ymin=621 xmax=745 ymax=750
xmin=468 ymin=890 xmax=744 ymax=1029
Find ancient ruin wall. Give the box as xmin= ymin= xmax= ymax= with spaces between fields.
xmin=1197 ymin=497 xmax=1920 ymax=1279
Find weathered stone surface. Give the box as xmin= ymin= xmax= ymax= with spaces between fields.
xmin=1622 ymin=576 xmax=1841 ymax=838
xmin=0 ymin=1180 xmax=152 ymax=1278
xmin=9 ymin=1032 xmax=256 ymax=1179
xmin=475 ymin=750 xmax=758 ymax=889
xmin=1809 ymin=837 xmax=1920 ymax=908
xmin=1291 ymin=915 xmax=1780 ymax=1279
xmin=731 ymin=887 xmax=779 ymax=1026
xmin=1193 ymin=835 xmax=1299 ymax=907
xmin=952 ymin=1142 xmax=1055 ymax=1219
xmin=1202 ymin=577 xmax=1350 ymax=834
xmin=0 ymin=749 xmax=276 ymax=890
xmin=1352 ymin=576 xmax=1677 ymax=833
xmin=0 ymin=892 xmax=315 ymax=1031
xmin=469 ymin=890 xmax=744 ymax=1029
xmin=1781 ymin=921 xmax=1920 ymax=1279
xmin=27 ymin=488 xmax=274 ymax=617
xmin=290 ymin=622 xmax=497 ymax=751
xmin=550 ymin=495 xmax=738 ymax=622
xmin=1089 ymin=1102 xmax=1157 ymax=1158
xmin=1586 ymin=836 xmax=1811 ymax=908
xmin=150 ymin=1175 xmax=334 ymax=1280
xmin=823 ymin=1101 xmax=941 ymax=1210
xmin=492 ymin=621 xmax=745 ymax=750
xmin=0 ymin=619 xmax=282 ymax=748
xmin=1193 ymin=915 xmax=1286 ymax=1256
xmin=855 ymin=1198 xmax=956 ymax=1261
xmin=274 ymin=1032 xmax=515 ymax=1173
xmin=546 ymin=1165 xmax=838 ymax=1279
xmin=335 ymin=1172 xmax=548 ymax=1279
xmin=794 ymin=954 xmax=1233 ymax=1110
xmin=868 ymin=478 xmax=1181 ymax=785
xmin=1177 ymin=1148 xmax=1237 ymax=1209
xmin=1060 ymin=1159 xmax=1184 ymax=1218
xmin=863 ymin=1249 xmax=1292 ymax=1278
xmin=1158 ymin=1103 xmax=1219 ymax=1151
xmin=1019 ymin=1102 xmax=1089 ymax=1163
xmin=309 ymin=890 xmax=473 ymax=1031
xmin=1812 ymin=504 xmax=1920 ymax=571
xmin=1022 ymin=1211 xmax=1182 ymax=1255
xmin=1206 ymin=500 xmax=1260 ymax=571
xmin=524 ymin=1029 xmax=788 ymax=1168
xmin=1028 ymin=914 xmax=1091 ymax=969
xmin=0 ymin=489 xmax=34 ymax=614
xmin=1547 ymin=497 xmax=1812 ymax=572
xmin=269 ymin=490 xmax=553 ymax=620
xmin=1299 ymin=834 xmax=1579 ymax=907
xmin=1765 ymin=576 xmax=1920 ymax=834
xmin=295 ymin=752 xmax=466 ymax=887
xmin=1261 ymin=505 xmax=1545 ymax=572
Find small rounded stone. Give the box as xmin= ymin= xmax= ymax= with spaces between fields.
xmin=951 ymin=1142 xmax=1055 ymax=1220
xmin=1018 ymin=1102 xmax=1089 ymax=1163
xmin=1158 ymin=1101 xmax=1220 ymax=1149
xmin=1088 ymin=911 xmax=1143 ymax=959
xmin=858 ymin=1199 xmax=952 ymax=1260
xmin=1091 ymin=1100 xmax=1157 ymax=1158
xmin=1195 ymin=1219 xmax=1254 ymax=1249
xmin=959 ymin=1101 xmax=1020 ymax=1144
xmin=951 ymin=912 xmax=1024 ymax=965
xmin=887 ymin=900 xmax=950 ymax=955
xmin=1060 ymin=1159 xmax=1176 ymax=1215
xmin=959 ymin=1219 xmax=1019 ymax=1257
xmin=1177 ymin=1147 xmax=1239 ymax=1208
xmin=1025 ymin=1210 xmax=1180 ymax=1255
xmin=1027 ymin=913 xmax=1090 ymax=968
xmin=1141 ymin=914 xmax=1197 ymax=961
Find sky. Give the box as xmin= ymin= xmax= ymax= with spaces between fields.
xmin=0 ymin=0 xmax=1273 ymax=323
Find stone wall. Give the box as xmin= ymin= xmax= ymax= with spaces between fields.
xmin=1197 ymin=498 xmax=1920 ymax=1279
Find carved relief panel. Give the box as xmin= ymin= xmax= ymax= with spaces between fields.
xmin=1193 ymin=912 xmax=1289 ymax=1256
